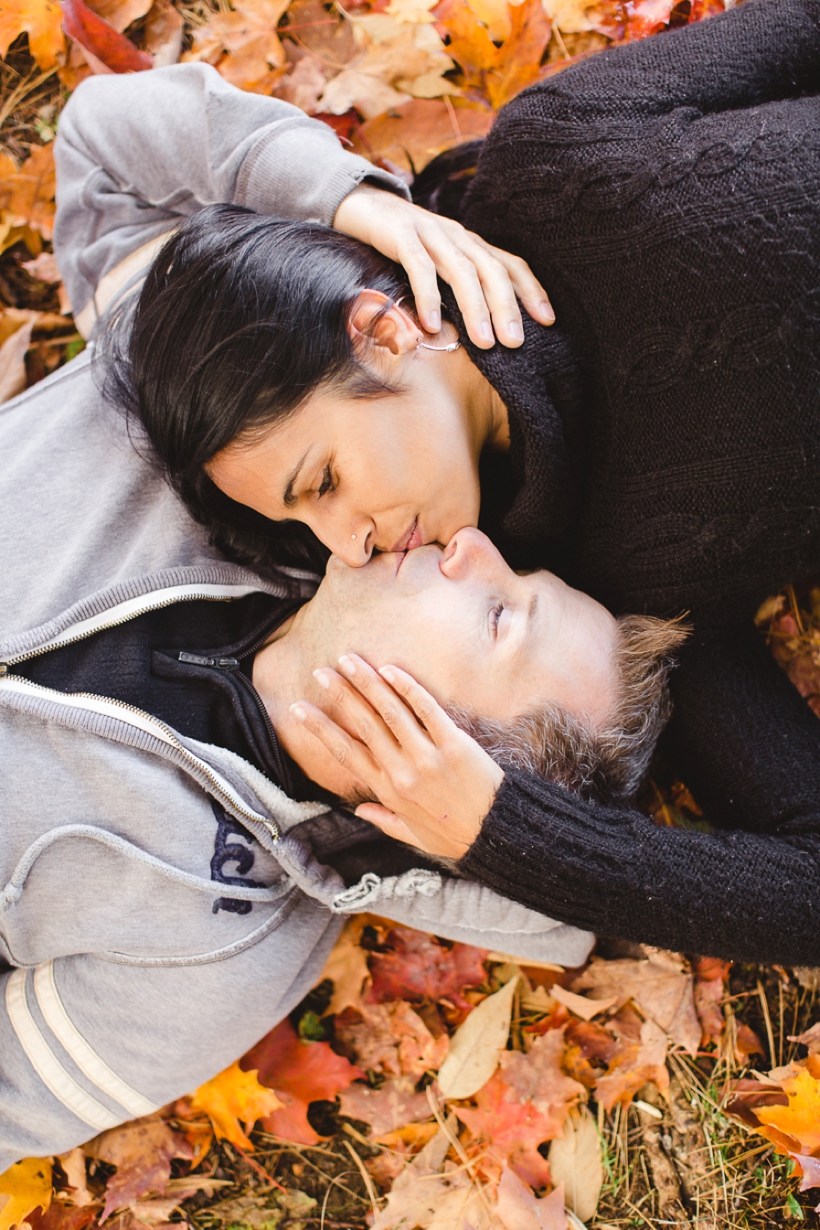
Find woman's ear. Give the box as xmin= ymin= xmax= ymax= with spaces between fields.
xmin=347 ymin=289 xmax=419 ymax=357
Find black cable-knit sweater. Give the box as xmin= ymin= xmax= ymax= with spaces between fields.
xmin=448 ymin=0 xmax=820 ymax=964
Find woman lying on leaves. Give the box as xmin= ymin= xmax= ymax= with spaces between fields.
xmin=107 ymin=0 xmax=820 ymax=967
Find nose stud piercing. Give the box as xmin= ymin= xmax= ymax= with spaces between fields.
xmin=351 ymin=534 xmax=357 ymax=540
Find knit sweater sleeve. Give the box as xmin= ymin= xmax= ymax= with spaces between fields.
xmin=519 ymin=0 xmax=820 ymax=124
xmin=459 ymin=629 xmax=820 ymax=965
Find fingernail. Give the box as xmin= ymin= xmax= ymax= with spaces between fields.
xmin=479 ymin=321 xmax=494 ymax=344
xmin=313 ymin=669 xmax=331 ymax=690
xmin=428 ymin=309 xmax=440 ymax=332
xmin=290 ymin=703 xmax=307 ymax=721
xmin=540 ymin=300 xmax=555 ymax=322
xmin=338 ymin=654 xmax=355 ymax=675
xmin=508 ymin=320 xmax=524 ymax=341
xmin=379 ymin=666 xmax=396 ymax=684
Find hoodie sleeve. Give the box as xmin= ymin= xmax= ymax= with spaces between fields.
xmin=53 ymin=62 xmax=409 ymax=319
xmin=459 ymin=628 xmax=820 ymax=966
xmin=0 ymin=916 xmax=340 ymax=1171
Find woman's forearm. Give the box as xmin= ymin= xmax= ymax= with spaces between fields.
xmin=459 ymin=768 xmax=820 ymax=965
xmin=53 ymin=62 xmax=408 ymax=321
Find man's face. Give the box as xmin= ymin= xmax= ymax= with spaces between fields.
xmin=293 ymin=528 xmax=619 ymax=727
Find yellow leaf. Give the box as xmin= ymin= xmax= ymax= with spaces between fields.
xmin=0 ymin=1158 xmax=53 ymax=1230
xmin=0 ymin=0 xmax=63 ymax=69
xmin=758 ymin=1067 xmax=820 ymax=1153
xmin=189 ymin=1062 xmax=283 ymax=1151
xmin=0 ymin=146 xmax=56 ymax=241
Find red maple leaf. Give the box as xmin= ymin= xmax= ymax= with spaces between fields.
xmin=456 ymin=1071 xmax=561 ymax=1189
xmin=368 ymin=927 xmax=487 ymax=1012
xmin=242 ymin=1018 xmax=363 ymax=1146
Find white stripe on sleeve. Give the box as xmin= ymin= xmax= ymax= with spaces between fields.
xmin=34 ymin=962 xmax=157 ymax=1119
xmin=6 ymin=968 xmax=121 ymax=1131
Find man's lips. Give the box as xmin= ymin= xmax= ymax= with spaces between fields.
xmin=390 ymin=517 xmax=423 ymax=553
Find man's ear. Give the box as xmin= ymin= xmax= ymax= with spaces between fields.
xmin=347 ymin=289 xmax=419 ymax=357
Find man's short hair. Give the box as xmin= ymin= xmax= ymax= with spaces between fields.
xmin=447 ymin=615 xmax=689 ymax=804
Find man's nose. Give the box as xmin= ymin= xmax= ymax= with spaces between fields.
xmin=326 ymin=518 xmax=375 ymax=568
xmin=439 ymin=527 xmax=493 ymax=579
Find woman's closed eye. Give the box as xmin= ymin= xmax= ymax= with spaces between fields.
xmin=317 ymin=464 xmax=336 ymax=499
xmin=490 ymin=602 xmax=505 ymax=636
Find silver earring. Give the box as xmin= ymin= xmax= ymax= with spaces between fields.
xmin=416 ymin=336 xmax=461 ymax=353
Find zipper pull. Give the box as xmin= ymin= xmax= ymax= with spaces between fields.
xmin=178 ymin=652 xmax=240 ymax=670
xmin=0 ymin=664 xmax=7 ymax=677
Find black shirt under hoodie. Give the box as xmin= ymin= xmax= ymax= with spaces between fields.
xmin=441 ymin=0 xmax=820 ymax=964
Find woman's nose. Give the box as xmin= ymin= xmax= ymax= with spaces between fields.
xmin=328 ymin=521 xmax=375 ymax=568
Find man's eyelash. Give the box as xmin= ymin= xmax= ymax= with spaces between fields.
xmin=317 ymin=466 xmax=335 ymax=498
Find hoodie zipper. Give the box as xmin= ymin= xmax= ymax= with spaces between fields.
xmin=0 ymin=672 xmax=280 ymax=840
xmin=0 ymin=583 xmax=264 ymax=673
xmin=171 ymin=603 xmax=301 ymax=790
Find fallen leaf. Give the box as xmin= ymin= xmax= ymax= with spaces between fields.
xmin=243 ymin=1016 xmax=363 ymax=1145
xmin=791 ymin=1022 xmax=820 ymax=1054
xmin=351 ymin=97 xmax=493 ymax=177
xmin=573 ymin=951 xmax=701 ymax=1056
xmin=486 ymin=0 xmax=552 ymax=108
xmin=183 ymin=0 xmax=291 ymax=94
xmin=62 ymin=0 xmax=153 ymax=71
xmin=500 ymin=1029 xmax=586 ymax=1121
xmin=87 ymin=0 xmax=153 ymax=33
xmin=336 ymin=1000 xmax=450 ymax=1079
xmin=0 ymin=1159 xmax=53 ymax=1230
xmin=85 ymin=1115 xmax=194 ymax=1221
xmin=438 ymin=974 xmax=518 ymax=1100
xmin=190 ymin=1061 xmax=283 ymax=1151
xmin=757 ymin=1067 xmax=820 ymax=1154
xmin=593 ymin=1018 xmax=670 ymax=1110
xmin=0 ymin=145 xmax=56 ymax=240
xmin=0 ymin=0 xmax=63 ymax=69
xmin=550 ymin=984 xmax=618 ymax=1022
xmin=495 ymin=1165 xmax=567 ymax=1230
xmin=339 ymin=1076 xmax=433 ymax=1136
xmin=735 ymin=1023 xmax=766 ymax=1060
xmin=547 ymin=1108 xmax=603 ymax=1223
xmin=794 ymin=1154 xmax=820 ymax=1192
xmin=368 ymin=927 xmax=487 ymax=1012
xmin=372 ymin=1163 xmax=496 ymax=1230
xmin=693 ymin=973 xmax=725 ymax=1045
xmin=143 ymin=0 xmax=183 ymax=66
xmin=21 ymin=252 xmax=61 ymax=283
xmin=56 ymin=1151 xmax=92 ymax=1209
xmin=0 ymin=313 xmax=38 ymax=405
xmin=318 ymin=915 xmax=372 ymax=1015
xmin=456 ymin=1068 xmax=567 ymax=1188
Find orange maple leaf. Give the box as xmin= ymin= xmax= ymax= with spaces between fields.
xmin=189 ymin=1061 xmax=283 ymax=1151
xmin=0 ymin=145 xmax=57 ymax=241
xmin=0 ymin=0 xmax=63 ymax=69
xmin=757 ymin=1067 xmax=820 ymax=1154
xmin=85 ymin=1115 xmax=193 ymax=1222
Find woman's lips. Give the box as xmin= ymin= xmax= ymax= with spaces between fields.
xmin=390 ymin=517 xmax=423 ymax=553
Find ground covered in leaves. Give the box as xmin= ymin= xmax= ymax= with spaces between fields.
xmin=4 ymin=0 xmax=820 ymax=1226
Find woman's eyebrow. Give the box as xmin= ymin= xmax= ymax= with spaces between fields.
xmin=283 ymin=448 xmax=311 ymax=508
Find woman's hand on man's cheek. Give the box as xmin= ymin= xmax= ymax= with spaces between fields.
xmin=290 ymin=653 xmax=503 ymax=860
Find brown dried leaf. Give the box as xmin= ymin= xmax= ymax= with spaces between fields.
xmin=85 ymin=1116 xmax=193 ymax=1221
xmin=572 ymin=950 xmax=700 ymax=1056
xmin=547 ymin=1108 xmax=603 ymax=1223
xmin=184 ymin=0 xmax=291 ymax=94
xmin=352 ymin=97 xmax=493 ymax=177
xmin=335 ymin=1000 xmax=449 ymax=1078
xmin=593 ymin=1018 xmax=670 ymax=1110
xmin=339 ymin=1076 xmax=433 ymax=1136
xmin=496 ymin=1165 xmax=567 ymax=1230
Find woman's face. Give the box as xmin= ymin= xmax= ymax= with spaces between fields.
xmin=207 ymin=316 xmax=504 ymax=567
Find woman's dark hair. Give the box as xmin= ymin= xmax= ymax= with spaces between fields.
xmin=103 ymin=204 xmax=412 ymax=579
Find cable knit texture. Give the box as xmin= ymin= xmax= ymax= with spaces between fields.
xmin=455 ymin=0 xmax=820 ymax=963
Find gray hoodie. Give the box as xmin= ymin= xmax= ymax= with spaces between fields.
xmin=0 ymin=64 xmax=593 ymax=1169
